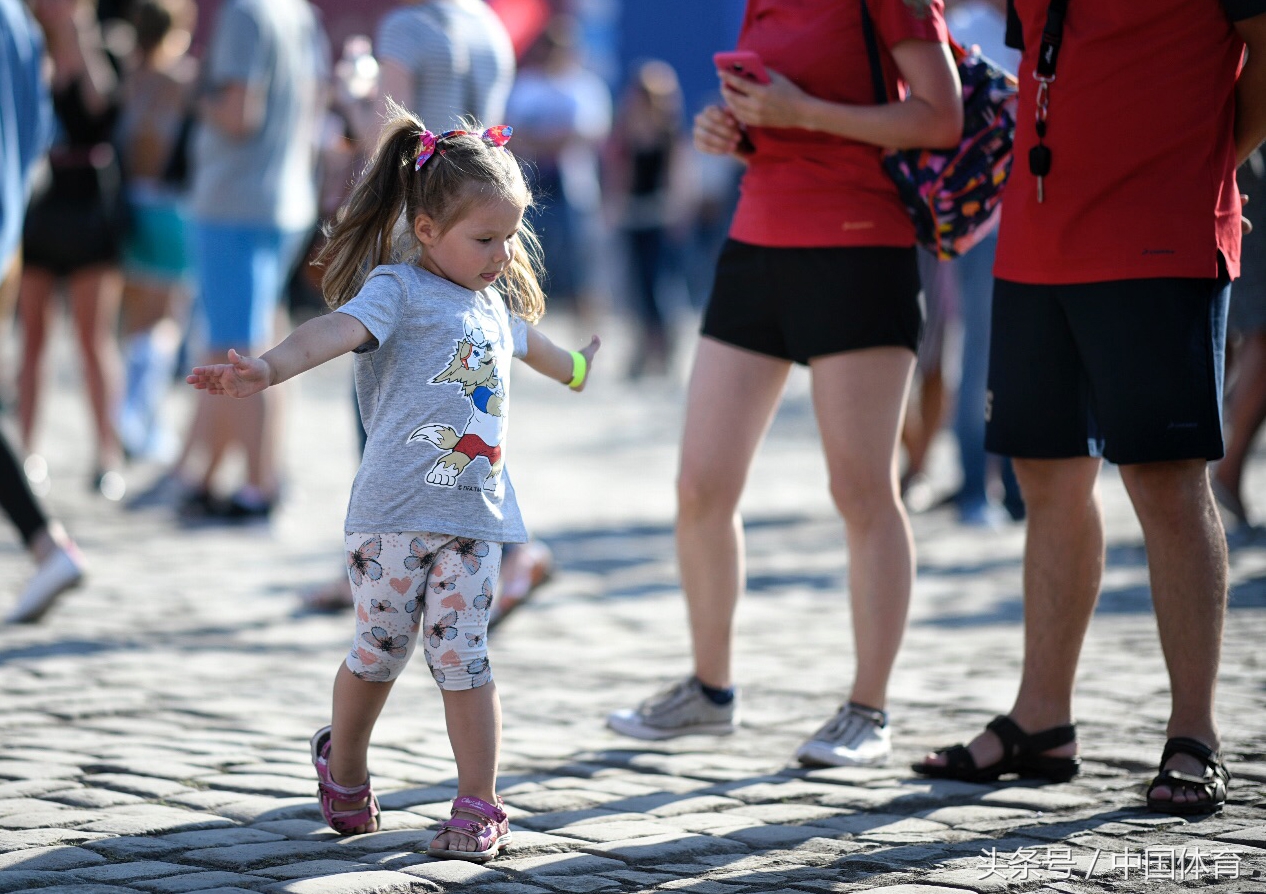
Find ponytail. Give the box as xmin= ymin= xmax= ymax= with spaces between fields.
xmin=315 ymin=105 xmax=424 ymax=308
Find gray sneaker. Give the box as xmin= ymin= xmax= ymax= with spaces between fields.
xmin=794 ymin=703 xmax=891 ymax=767
xmin=606 ymin=677 xmax=738 ymax=740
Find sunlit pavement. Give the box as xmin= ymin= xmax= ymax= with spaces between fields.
xmin=0 ymin=319 xmax=1262 ymax=893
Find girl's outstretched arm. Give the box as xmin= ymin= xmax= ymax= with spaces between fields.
xmin=522 ymin=329 xmax=601 ymax=392
xmin=187 ymin=312 xmax=373 ymax=397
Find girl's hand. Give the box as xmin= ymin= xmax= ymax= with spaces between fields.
xmin=719 ymin=68 xmax=809 ymax=130
xmin=186 ymin=349 xmax=271 ymax=397
xmin=570 ymin=335 xmax=601 ymax=392
xmin=693 ymin=104 xmax=745 ymax=157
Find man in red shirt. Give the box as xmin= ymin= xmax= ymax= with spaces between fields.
xmin=914 ymin=0 xmax=1266 ymax=815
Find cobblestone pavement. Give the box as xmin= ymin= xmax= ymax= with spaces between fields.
xmin=1 ymin=326 xmax=1264 ymax=893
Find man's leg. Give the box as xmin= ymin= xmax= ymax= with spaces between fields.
xmin=1119 ymin=459 xmax=1226 ymax=807
xmin=918 ymin=455 xmax=1101 ymax=768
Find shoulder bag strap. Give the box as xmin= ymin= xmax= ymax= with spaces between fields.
xmin=859 ymin=0 xmax=891 ymax=106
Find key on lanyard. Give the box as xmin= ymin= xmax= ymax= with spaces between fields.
xmin=1029 ymin=144 xmax=1051 ymax=204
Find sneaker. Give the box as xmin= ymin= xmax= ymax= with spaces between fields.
xmin=606 ymin=677 xmax=738 ymax=740
xmin=795 ymin=703 xmax=891 ymax=768
xmin=176 ymin=487 xmax=221 ymax=523
xmin=6 ymin=546 xmax=85 ymax=623
xmin=125 ymin=472 xmax=188 ymax=511
xmin=216 ymin=491 xmax=275 ymax=524
xmin=957 ymin=500 xmax=1005 ymax=530
xmin=92 ymin=468 xmax=127 ymax=502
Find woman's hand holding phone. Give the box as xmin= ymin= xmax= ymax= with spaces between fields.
xmin=712 ymin=51 xmax=770 ymax=85
xmin=712 ymin=49 xmax=809 ymax=131
xmin=718 ymin=68 xmax=810 ymax=131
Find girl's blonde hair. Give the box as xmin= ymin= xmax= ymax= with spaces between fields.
xmin=315 ymin=99 xmax=546 ymax=322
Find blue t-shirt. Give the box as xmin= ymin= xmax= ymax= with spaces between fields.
xmin=0 ymin=0 xmax=53 ymax=263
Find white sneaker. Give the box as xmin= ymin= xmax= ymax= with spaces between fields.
xmin=7 ymin=546 xmax=85 ymax=623
xmin=607 ymin=677 xmax=738 ymax=740
xmin=795 ymin=703 xmax=891 ymax=767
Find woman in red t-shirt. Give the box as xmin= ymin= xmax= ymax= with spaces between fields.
xmin=606 ymin=0 xmax=962 ymax=766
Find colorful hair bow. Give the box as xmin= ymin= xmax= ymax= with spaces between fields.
xmin=414 ymin=125 xmax=514 ymax=171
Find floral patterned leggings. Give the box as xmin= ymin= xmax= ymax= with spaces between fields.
xmin=343 ymin=532 xmax=502 ymax=690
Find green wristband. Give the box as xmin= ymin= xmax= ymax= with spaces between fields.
xmin=568 ymin=350 xmax=588 ymax=388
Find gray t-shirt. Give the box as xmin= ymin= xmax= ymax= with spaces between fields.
xmin=374 ymin=0 xmax=515 ymax=132
xmin=191 ymin=0 xmax=328 ymax=229
xmin=337 ymin=263 xmax=530 ymax=543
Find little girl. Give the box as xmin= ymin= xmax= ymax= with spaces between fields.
xmin=188 ymin=103 xmax=600 ymax=862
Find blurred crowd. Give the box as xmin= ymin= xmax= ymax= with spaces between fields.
xmin=2 ymin=0 xmax=752 ymax=516
xmin=3 ymin=0 xmax=1264 ymax=626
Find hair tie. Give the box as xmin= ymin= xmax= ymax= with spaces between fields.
xmin=414 ymin=125 xmax=514 ymax=171
xmin=482 ymin=125 xmax=513 ymax=148
xmin=415 ymin=130 xmax=439 ymax=171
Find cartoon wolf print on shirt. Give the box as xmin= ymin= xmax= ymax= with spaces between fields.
xmin=408 ymin=314 xmax=508 ymax=487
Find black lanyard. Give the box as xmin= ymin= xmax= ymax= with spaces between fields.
xmin=1029 ymin=0 xmax=1069 ymax=202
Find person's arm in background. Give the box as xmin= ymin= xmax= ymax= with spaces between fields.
xmin=37 ymin=0 xmax=116 ymax=118
xmin=375 ymin=57 xmax=413 ymax=135
xmin=200 ymin=81 xmax=265 ymax=140
xmin=1236 ymin=11 xmax=1266 ymax=165
xmin=197 ymin=6 xmax=266 ymax=140
xmin=69 ymin=8 xmax=116 ymax=118
xmin=718 ymin=39 xmax=963 ymax=150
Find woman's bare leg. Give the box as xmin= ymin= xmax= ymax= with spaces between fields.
xmin=676 ymin=338 xmax=791 ymax=687
xmin=67 ymin=265 xmax=125 ymax=470
xmin=810 ymin=347 xmax=917 ymax=709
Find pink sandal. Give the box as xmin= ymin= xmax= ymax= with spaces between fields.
xmin=310 ymin=725 xmax=380 ymax=835
xmin=426 ymin=795 xmax=512 ymax=862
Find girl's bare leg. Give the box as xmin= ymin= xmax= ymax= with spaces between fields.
xmin=431 ymin=682 xmax=502 ymax=852
xmin=326 ymin=663 xmax=394 ymax=835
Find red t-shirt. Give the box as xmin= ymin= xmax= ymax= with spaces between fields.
xmin=728 ymin=0 xmax=948 ymax=248
xmin=994 ymin=0 xmax=1252 ymax=284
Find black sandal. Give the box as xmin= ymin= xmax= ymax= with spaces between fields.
xmin=1145 ymin=737 xmax=1229 ymax=816
xmin=912 ymin=715 xmax=1080 ymax=783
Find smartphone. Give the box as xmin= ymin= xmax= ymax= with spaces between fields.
xmin=713 ymin=50 xmax=770 ymax=85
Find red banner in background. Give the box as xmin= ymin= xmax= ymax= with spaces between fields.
xmin=189 ymin=0 xmax=554 ymax=62
xmin=488 ymin=0 xmax=553 ymax=58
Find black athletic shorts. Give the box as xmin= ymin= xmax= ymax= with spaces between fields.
xmin=700 ymin=239 xmax=923 ymax=365
xmin=985 ymin=270 xmax=1230 ymax=465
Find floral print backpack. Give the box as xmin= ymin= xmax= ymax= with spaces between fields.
xmin=861 ymin=0 xmax=1019 ymax=260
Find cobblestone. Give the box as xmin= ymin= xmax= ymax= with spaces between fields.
xmin=1 ymin=334 xmax=1264 ymax=892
